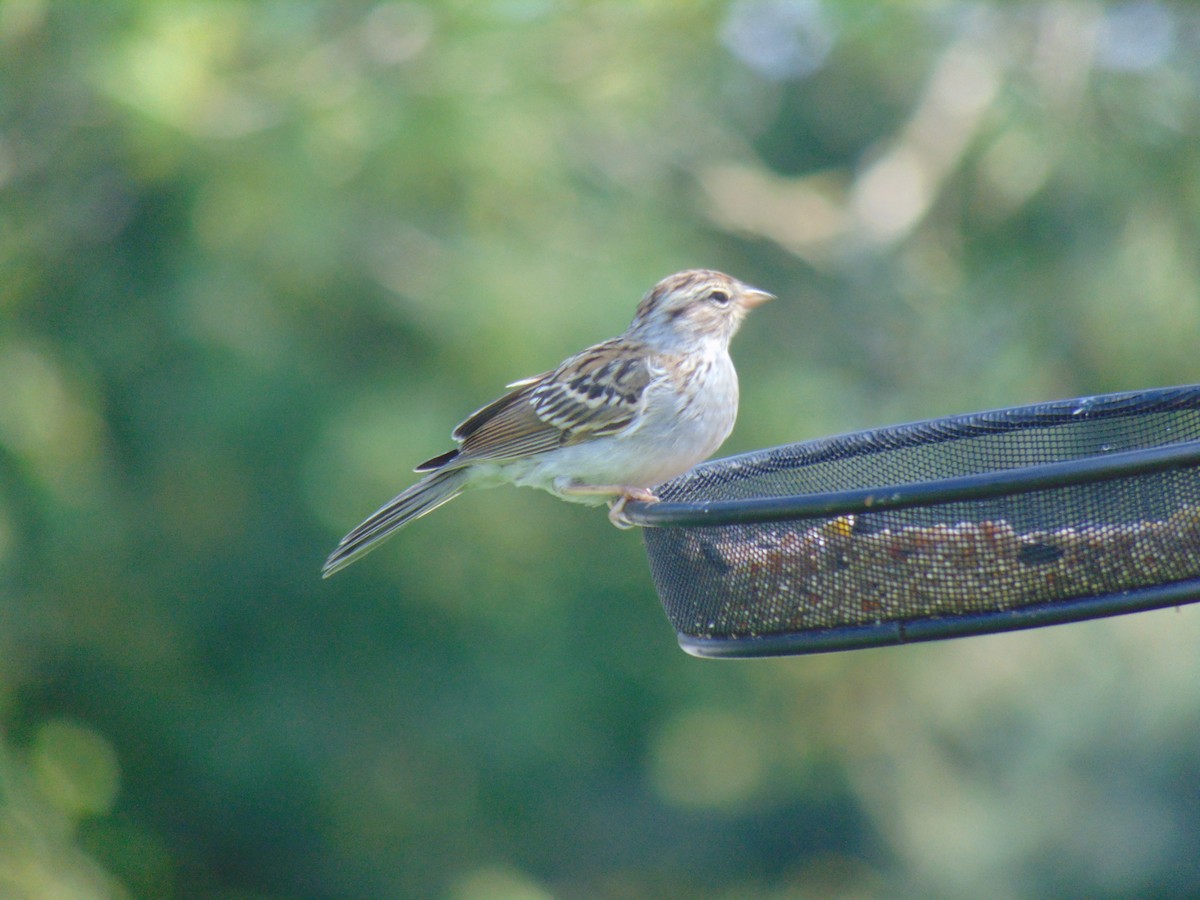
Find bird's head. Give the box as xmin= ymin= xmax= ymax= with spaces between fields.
xmin=628 ymin=269 xmax=774 ymax=348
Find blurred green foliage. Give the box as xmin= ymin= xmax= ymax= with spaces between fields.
xmin=3 ymin=1 xmax=1200 ymax=897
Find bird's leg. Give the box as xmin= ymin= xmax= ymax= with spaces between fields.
xmin=553 ymin=480 xmax=659 ymax=529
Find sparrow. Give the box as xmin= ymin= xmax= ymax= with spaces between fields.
xmin=322 ymin=269 xmax=773 ymax=576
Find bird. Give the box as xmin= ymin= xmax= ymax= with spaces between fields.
xmin=322 ymin=269 xmax=774 ymax=577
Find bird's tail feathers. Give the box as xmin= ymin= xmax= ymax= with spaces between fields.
xmin=322 ymin=468 xmax=469 ymax=577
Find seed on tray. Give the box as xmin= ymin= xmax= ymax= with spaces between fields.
xmin=681 ymin=505 xmax=1200 ymax=638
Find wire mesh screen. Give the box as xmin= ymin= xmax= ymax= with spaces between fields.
xmin=635 ymin=386 xmax=1200 ymax=656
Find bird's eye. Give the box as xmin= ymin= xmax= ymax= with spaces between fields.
xmin=708 ymin=290 xmax=730 ymax=306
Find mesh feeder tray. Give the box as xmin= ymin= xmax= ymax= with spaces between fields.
xmin=622 ymin=385 xmax=1200 ymax=658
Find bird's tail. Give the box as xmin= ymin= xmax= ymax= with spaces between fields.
xmin=322 ymin=467 xmax=470 ymax=577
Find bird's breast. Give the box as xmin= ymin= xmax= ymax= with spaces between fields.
xmin=632 ymin=347 xmax=739 ymax=471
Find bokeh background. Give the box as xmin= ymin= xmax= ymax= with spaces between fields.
xmin=4 ymin=1 xmax=1200 ymax=897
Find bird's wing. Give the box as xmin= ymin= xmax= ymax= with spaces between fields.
xmin=505 ymin=372 xmax=550 ymax=389
xmin=445 ymin=338 xmax=654 ymax=465
xmin=528 ymin=339 xmax=652 ymax=441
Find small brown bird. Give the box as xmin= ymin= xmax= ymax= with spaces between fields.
xmin=322 ymin=269 xmax=773 ymax=576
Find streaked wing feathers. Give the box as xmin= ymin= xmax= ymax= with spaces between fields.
xmin=452 ymin=378 xmax=547 ymax=442
xmin=528 ymin=340 xmax=651 ymax=440
xmin=434 ymin=339 xmax=652 ymax=466
xmin=505 ymin=372 xmax=549 ymax=389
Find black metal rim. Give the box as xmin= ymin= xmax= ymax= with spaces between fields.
xmin=624 ymin=385 xmax=1200 ymax=528
xmin=627 ymin=440 xmax=1200 ymax=527
xmin=677 ymin=576 xmax=1200 ymax=658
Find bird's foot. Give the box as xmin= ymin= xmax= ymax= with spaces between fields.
xmin=608 ymin=488 xmax=658 ymax=529
xmin=552 ymin=480 xmax=658 ymax=528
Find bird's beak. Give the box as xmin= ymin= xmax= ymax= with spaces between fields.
xmin=740 ymin=287 xmax=776 ymax=309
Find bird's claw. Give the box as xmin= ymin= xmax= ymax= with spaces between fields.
xmin=608 ymin=489 xmax=658 ymax=529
